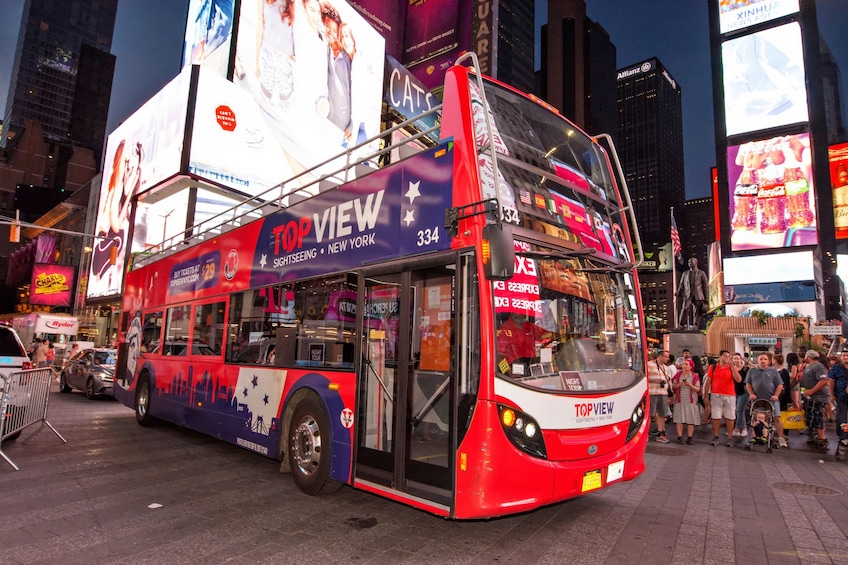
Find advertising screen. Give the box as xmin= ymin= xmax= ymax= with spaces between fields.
xmin=829 ymin=142 xmax=848 ymax=239
xmin=348 ymin=1 xmax=405 ymax=60
xmin=403 ymin=0 xmax=460 ymax=67
xmin=29 ymin=264 xmax=75 ymax=307
xmin=405 ymin=0 xmax=473 ymax=90
xmin=726 ymin=132 xmax=816 ymax=251
xmin=87 ymin=69 xmax=191 ymax=300
xmin=182 ymin=0 xmax=235 ymax=76
xmin=233 ymin=0 xmax=385 ymax=185
xmin=189 ymin=68 xmax=301 ymax=197
xmin=724 ymin=250 xmax=813 ymax=285
xmin=721 ymin=22 xmax=808 ymax=137
xmin=718 ymin=0 xmax=799 ymax=34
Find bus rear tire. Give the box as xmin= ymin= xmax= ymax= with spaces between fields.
xmin=288 ymin=395 xmax=341 ymax=495
xmin=135 ymin=374 xmax=155 ymax=427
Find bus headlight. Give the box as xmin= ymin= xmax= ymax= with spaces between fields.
xmin=626 ymin=395 xmax=648 ymax=442
xmin=497 ymin=405 xmax=547 ymax=459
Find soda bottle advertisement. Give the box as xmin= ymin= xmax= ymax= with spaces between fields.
xmin=726 ymin=133 xmax=817 ymax=251
xmin=829 ymin=142 xmax=848 ymax=239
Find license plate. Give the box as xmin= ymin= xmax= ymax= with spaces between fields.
xmin=581 ymin=469 xmax=603 ymax=493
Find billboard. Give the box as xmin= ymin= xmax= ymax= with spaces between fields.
xmin=718 ymin=0 xmax=799 ymax=34
xmin=88 ymin=69 xmax=192 ymax=300
xmin=726 ymin=132 xmax=816 ymax=251
xmin=233 ymin=0 xmax=385 ymax=182
xmin=182 ymin=0 xmax=235 ymax=76
xmin=403 ymin=0 xmax=461 ymax=67
xmin=30 ymin=264 xmax=75 ymax=307
xmin=348 ymin=1 xmax=405 ymax=60
xmin=830 ymin=142 xmax=848 ymax=239
xmin=721 ymin=22 xmax=808 ymax=137
xmin=724 ymin=250 xmax=814 ymax=285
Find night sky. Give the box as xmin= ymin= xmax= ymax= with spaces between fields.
xmin=0 ymin=0 xmax=845 ymax=200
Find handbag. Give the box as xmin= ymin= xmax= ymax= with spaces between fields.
xmin=781 ymin=409 xmax=805 ymax=430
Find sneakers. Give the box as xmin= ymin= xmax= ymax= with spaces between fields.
xmin=711 ymin=436 xmax=720 ymax=446
xmin=778 ymin=437 xmax=788 ymax=448
xmin=656 ymin=432 xmax=670 ymax=444
xmin=677 ymin=436 xmax=684 ymax=444
xmin=726 ymin=440 xmax=734 ymax=447
xmin=807 ymin=438 xmax=829 ymax=448
xmin=740 ymin=428 xmax=748 ymax=437
xmin=732 ymin=429 xmax=741 ymax=437
xmin=686 ymin=437 xmax=695 ymax=445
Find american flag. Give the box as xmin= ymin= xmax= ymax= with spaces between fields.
xmin=671 ymin=212 xmax=682 ymax=257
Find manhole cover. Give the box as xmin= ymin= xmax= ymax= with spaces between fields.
xmin=646 ymin=445 xmax=692 ymax=456
xmin=772 ymin=482 xmax=843 ymax=496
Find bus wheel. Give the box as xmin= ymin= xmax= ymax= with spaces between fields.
xmin=135 ymin=374 xmax=155 ymax=427
xmin=59 ymin=372 xmax=71 ymax=393
xmin=288 ymin=395 xmax=340 ymax=495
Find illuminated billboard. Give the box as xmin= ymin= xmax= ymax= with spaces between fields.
xmin=30 ymin=264 xmax=75 ymax=307
xmin=233 ymin=0 xmax=385 ymax=181
xmin=403 ymin=0 xmax=461 ymax=66
xmin=718 ymin=0 xmax=799 ymax=34
xmin=726 ymin=132 xmax=816 ymax=251
xmin=724 ymin=250 xmax=814 ymax=285
xmin=830 ymin=142 xmax=848 ymax=239
xmin=88 ymin=69 xmax=192 ymax=300
xmin=182 ymin=0 xmax=235 ymax=76
xmin=721 ymin=22 xmax=808 ymax=137
xmin=348 ymin=1 xmax=405 ymax=60
xmin=189 ymin=68 xmax=300 ymax=196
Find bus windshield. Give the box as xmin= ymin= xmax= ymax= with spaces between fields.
xmin=494 ymin=247 xmax=642 ymax=394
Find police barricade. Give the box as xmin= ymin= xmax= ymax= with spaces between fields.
xmin=0 ymin=368 xmax=67 ymax=471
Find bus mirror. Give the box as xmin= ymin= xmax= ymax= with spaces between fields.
xmin=482 ymin=224 xmax=514 ymax=281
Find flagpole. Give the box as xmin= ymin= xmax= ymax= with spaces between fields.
xmin=671 ymin=207 xmax=678 ymax=329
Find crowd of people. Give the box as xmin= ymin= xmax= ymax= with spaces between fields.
xmin=647 ymin=345 xmax=848 ymax=460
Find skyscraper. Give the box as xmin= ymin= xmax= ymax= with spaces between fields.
xmin=616 ymin=58 xmax=685 ymax=249
xmin=2 ymin=0 xmax=118 ymax=160
xmin=539 ymin=0 xmax=617 ymax=136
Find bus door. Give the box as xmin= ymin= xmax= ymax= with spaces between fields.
xmin=355 ymin=264 xmax=456 ymax=507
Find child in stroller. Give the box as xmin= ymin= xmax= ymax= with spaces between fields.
xmin=745 ymin=398 xmax=779 ymax=452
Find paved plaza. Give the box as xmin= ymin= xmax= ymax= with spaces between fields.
xmin=2 ymin=385 xmax=848 ymax=564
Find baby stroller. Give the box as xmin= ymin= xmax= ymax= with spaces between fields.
xmin=744 ymin=399 xmax=779 ymax=453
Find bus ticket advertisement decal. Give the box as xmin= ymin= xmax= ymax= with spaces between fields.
xmin=250 ymin=143 xmax=454 ymax=288
xmin=168 ymin=251 xmax=221 ymax=295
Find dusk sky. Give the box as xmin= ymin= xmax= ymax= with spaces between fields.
xmin=0 ymin=0 xmax=846 ymax=200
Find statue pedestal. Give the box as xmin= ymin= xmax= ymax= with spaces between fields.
xmin=663 ymin=330 xmax=706 ymax=358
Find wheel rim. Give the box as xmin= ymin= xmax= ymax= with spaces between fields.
xmin=137 ymin=383 xmax=149 ymax=418
xmin=291 ymin=416 xmax=322 ymax=476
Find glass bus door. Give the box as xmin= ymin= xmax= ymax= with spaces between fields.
xmin=355 ymin=264 xmax=455 ymax=506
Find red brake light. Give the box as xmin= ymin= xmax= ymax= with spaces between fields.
xmin=22 ymin=360 xmax=32 ymax=369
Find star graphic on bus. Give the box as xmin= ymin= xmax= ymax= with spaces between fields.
xmin=405 ymin=180 xmax=421 ymax=204
xmin=252 ymin=375 xmax=258 ymax=387
xmin=403 ymin=209 xmax=416 ymax=226
xmin=259 ymin=254 xmax=267 ymax=269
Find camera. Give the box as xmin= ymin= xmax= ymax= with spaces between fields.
xmin=660 ymin=380 xmax=666 ymax=389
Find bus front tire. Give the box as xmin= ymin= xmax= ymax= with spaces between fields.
xmin=288 ymin=395 xmax=341 ymax=495
xmin=135 ymin=375 xmax=154 ymax=427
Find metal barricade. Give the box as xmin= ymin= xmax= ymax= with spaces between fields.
xmin=0 ymin=368 xmax=66 ymax=471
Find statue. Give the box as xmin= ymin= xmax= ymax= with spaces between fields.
xmin=676 ymin=257 xmax=709 ymax=329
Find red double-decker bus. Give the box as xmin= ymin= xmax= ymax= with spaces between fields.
xmin=114 ymin=61 xmax=648 ymax=519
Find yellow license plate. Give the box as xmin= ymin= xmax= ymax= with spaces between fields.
xmin=581 ymin=470 xmax=603 ymax=493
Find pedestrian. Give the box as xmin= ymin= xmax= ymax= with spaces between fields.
xmin=800 ymin=350 xmax=830 ymax=450
xmin=648 ymin=350 xmax=671 ymax=443
xmin=786 ymin=351 xmax=803 ymax=417
xmin=671 ymin=358 xmax=701 ymax=444
xmin=33 ymin=338 xmax=49 ymax=368
xmin=746 ymin=352 xmax=788 ymax=447
xmin=731 ymin=352 xmax=750 ymax=438
xmin=46 ymin=341 xmax=55 ymax=366
xmin=828 ymin=347 xmax=848 ymax=460
xmin=68 ymin=342 xmax=81 ymax=361
xmin=704 ymin=349 xmax=744 ymax=446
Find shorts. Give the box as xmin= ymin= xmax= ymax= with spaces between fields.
xmin=650 ymin=394 xmax=668 ymax=418
xmin=710 ymin=393 xmax=736 ymax=421
xmin=806 ymin=399 xmax=826 ymax=430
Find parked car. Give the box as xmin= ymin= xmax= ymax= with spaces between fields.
xmin=0 ymin=325 xmax=32 ymax=441
xmin=59 ymin=348 xmax=117 ymax=399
